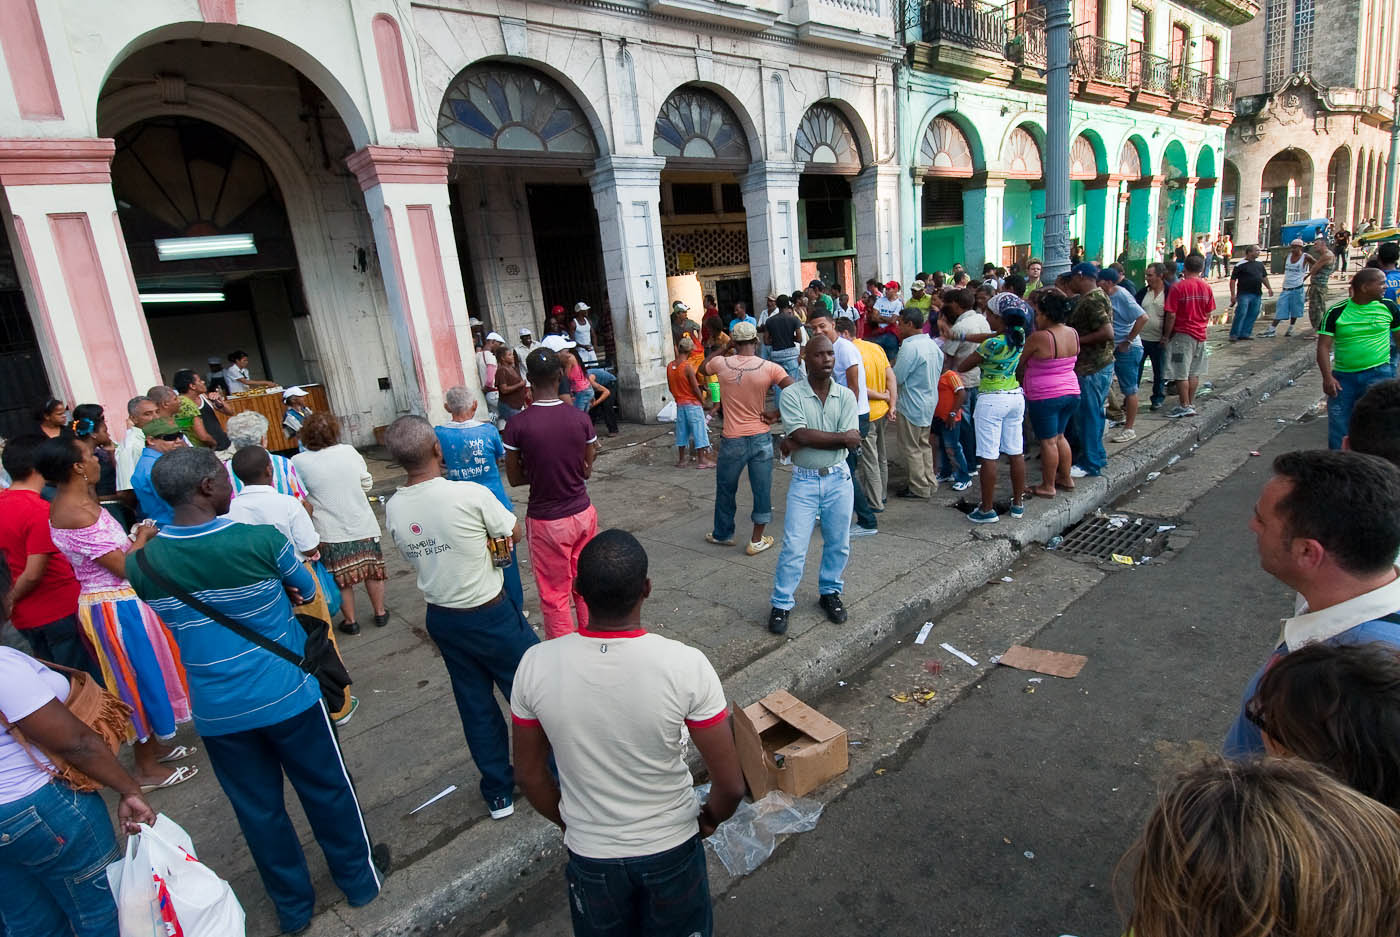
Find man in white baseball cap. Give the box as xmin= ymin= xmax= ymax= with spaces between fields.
xmin=514 ymin=327 xmax=535 ymax=372
xmin=477 ymin=332 xmax=506 ymax=421
xmin=572 ymin=302 xmax=597 ymax=365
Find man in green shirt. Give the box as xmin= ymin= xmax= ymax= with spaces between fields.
xmin=1318 ymin=268 xmax=1400 ymax=449
xmin=807 ymin=279 xmax=835 ymax=316
xmin=904 ymin=280 xmax=933 ymax=320
xmin=767 ymin=334 xmax=860 ymax=635
xmin=1065 ymin=262 xmax=1116 ymax=478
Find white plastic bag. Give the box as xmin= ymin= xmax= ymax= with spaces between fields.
xmin=657 ymin=400 xmax=677 ymax=423
xmin=109 ymin=814 xmax=246 ymax=937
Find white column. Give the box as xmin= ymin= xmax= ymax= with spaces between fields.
xmin=1182 ymin=179 xmax=1198 ymax=246
xmin=961 ymin=173 xmax=1007 ymax=275
xmin=911 ymin=174 xmax=925 ymax=275
xmin=588 ymin=155 xmax=671 ymax=423
xmin=0 ymin=139 xmax=158 ymax=422
xmin=853 ymin=164 xmax=904 ymax=284
xmin=346 ymin=146 xmax=479 ymax=423
xmin=740 ymin=161 xmax=803 ymax=299
xmin=1236 ymin=167 xmax=1262 ymax=247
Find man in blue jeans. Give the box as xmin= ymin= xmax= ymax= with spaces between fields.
xmin=704 ymin=322 xmax=794 ymax=555
xmin=1099 ymin=267 xmax=1147 ymax=443
xmin=512 ymin=530 xmax=745 ymax=937
xmin=1065 ymin=263 xmax=1116 ymax=478
xmin=1228 ymin=244 xmax=1272 ymax=341
xmin=767 ymin=334 xmax=862 ymax=635
xmin=1317 ymin=269 xmax=1400 ymax=449
xmin=383 ymin=415 xmax=537 ymax=820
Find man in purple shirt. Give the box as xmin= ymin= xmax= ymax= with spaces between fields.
xmin=503 ymin=348 xmax=599 ymax=638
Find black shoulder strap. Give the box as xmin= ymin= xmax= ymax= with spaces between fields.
xmin=1379 ymin=613 xmax=1400 ymax=626
xmin=134 ymin=549 xmax=311 ymax=673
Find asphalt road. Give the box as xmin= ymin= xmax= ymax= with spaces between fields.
xmin=470 ymin=408 xmax=1327 ymax=937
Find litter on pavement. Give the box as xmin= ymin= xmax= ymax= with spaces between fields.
xmin=939 ymin=643 xmax=979 ymax=666
xmin=914 ymin=622 xmax=934 ymax=645
xmin=698 ymin=783 xmax=824 ymax=877
xmin=409 ymin=785 xmax=458 ymax=815
xmin=997 ymin=645 xmax=1088 ymax=679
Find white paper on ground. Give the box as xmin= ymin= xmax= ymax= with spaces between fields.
xmin=940 ymin=642 xmax=978 ymax=666
xmin=410 ymin=785 xmax=458 ymax=814
xmin=915 ymin=622 xmax=934 ymax=645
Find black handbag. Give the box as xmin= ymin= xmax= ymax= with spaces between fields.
xmin=135 ymin=550 xmax=351 ymax=712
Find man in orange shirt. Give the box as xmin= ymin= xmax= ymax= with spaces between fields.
xmin=703 ymin=322 xmax=795 ymax=555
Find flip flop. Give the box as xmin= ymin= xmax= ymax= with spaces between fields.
xmin=141 ymin=765 xmax=199 ymax=792
xmin=1031 ymin=489 xmax=1057 ymax=499
xmin=157 ymin=744 xmax=199 ymax=764
xmin=695 ymin=462 xmax=717 ymax=470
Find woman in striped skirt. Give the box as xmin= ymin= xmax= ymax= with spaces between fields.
xmin=37 ymin=433 xmax=198 ymax=791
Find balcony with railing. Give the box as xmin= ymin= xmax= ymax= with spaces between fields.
xmin=792 ymin=0 xmax=896 ymax=52
xmin=905 ymin=0 xmax=1008 ymax=79
xmin=1072 ymin=35 xmax=1129 ymax=91
xmin=1209 ymin=76 xmax=1237 ymax=111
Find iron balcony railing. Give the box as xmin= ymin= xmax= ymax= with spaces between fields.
xmin=1128 ymin=49 xmax=1174 ymax=95
xmin=1173 ymin=64 xmax=1210 ymax=105
xmin=1006 ymin=7 xmax=1047 ymax=66
xmin=920 ymin=0 xmax=1007 ymax=54
xmin=1072 ymin=35 xmax=1128 ymax=84
xmin=1209 ymin=76 xmax=1237 ymax=109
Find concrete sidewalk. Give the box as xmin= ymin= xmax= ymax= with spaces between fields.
xmin=132 ymin=291 xmax=1330 ymax=936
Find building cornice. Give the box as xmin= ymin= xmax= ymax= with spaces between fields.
xmin=345 ymin=146 xmax=454 ymax=190
xmin=0 ymin=139 xmax=115 ymax=186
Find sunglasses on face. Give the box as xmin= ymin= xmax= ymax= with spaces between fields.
xmin=154 ymin=433 xmax=186 ymax=442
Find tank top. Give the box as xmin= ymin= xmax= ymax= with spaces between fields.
xmin=1281 ymin=254 xmax=1306 ymax=289
xmin=1024 ymin=328 xmax=1081 ymax=401
xmin=666 ymin=360 xmax=701 ymax=405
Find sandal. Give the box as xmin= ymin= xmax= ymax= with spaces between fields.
xmin=141 ymin=765 xmax=199 ymax=792
xmin=157 ymin=744 xmax=199 ymax=764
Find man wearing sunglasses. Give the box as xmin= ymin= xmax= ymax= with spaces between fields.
xmin=130 ymin=418 xmax=188 ymax=526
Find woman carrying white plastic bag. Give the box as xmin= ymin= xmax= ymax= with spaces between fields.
xmin=109 ymin=814 xmax=245 ymax=937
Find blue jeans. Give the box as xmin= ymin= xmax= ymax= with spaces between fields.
xmin=573 ymin=388 xmax=595 ymax=412
xmin=1114 ymin=345 xmax=1145 ymax=397
xmin=958 ymin=388 xmax=978 ymax=470
xmin=1328 ymin=364 xmax=1397 ymax=449
xmin=770 ymin=464 xmax=854 ymax=610
xmin=674 ymin=403 xmax=709 ymax=451
xmin=1139 ymin=340 xmax=1167 ymax=407
xmin=769 ymin=346 xmax=801 ymax=379
xmin=935 ymin=420 xmax=972 ymax=484
xmin=1231 ymin=292 xmax=1263 ymax=339
xmin=0 ymin=782 xmax=118 ymax=937
xmin=18 ymin=613 xmax=102 ymax=682
xmin=202 ymin=701 xmax=382 ymax=933
xmin=425 ymin=598 xmax=540 ymax=802
xmin=846 ymin=413 xmax=876 ymax=529
xmin=1067 ymin=363 xmax=1113 ymax=475
xmin=712 ymin=433 xmax=774 ymax=541
xmin=565 ymin=835 xmax=711 ymax=937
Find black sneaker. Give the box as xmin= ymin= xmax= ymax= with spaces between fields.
xmin=338 ymin=618 xmax=361 ymax=635
xmin=768 ymin=607 xmax=790 ymax=635
xmin=819 ymin=593 xmax=847 ymax=624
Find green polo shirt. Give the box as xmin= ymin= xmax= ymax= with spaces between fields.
xmin=1318 ymin=298 xmax=1400 ymax=373
xmin=779 ymin=378 xmax=857 ymax=470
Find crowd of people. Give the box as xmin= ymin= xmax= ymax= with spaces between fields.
xmin=2 ymin=229 xmax=1400 ymax=936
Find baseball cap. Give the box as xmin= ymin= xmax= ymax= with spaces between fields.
xmin=671 ymin=300 xmax=690 ymax=313
xmin=1096 ymin=267 xmax=1121 ymax=284
xmin=143 ymin=418 xmax=183 ymax=440
xmin=282 ymin=386 xmax=310 ymax=400
xmin=469 ymin=317 xmax=483 ymax=327
xmin=884 ymin=280 xmax=900 ymax=290
xmin=730 ymin=321 xmax=759 ymax=342
xmin=1070 ymin=262 xmax=1100 ymax=279
xmin=574 ymin=301 xmax=590 ymax=312
xmin=550 ymin=304 xmax=566 ymax=315
xmin=1289 ymin=238 xmax=1305 ymax=247
xmin=911 ymin=280 xmax=926 ymax=292
xmin=485 ymin=331 xmax=505 ymax=344
xmin=541 ymin=334 xmax=576 ymax=352
xmin=518 ymin=326 xmax=533 ymax=336
xmin=808 ymin=278 xmax=825 ymax=290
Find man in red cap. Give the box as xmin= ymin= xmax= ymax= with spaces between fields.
xmin=867 ymin=281 xmax=903 ymax=360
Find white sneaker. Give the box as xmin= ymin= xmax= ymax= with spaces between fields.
xmin=1069 ymin=465 xmax=1089 ymax=479
xmin=1112 ymin=428 xmax=1137 ymax=442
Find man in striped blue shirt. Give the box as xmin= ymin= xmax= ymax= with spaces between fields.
xmin=127 ymin=447 xmax=383 ymax=934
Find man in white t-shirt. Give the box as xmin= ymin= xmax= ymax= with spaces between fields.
xmin=383 ymin=415 xmax=535 ymax=820
xmin=511 ymin=529 xmax=744 ymax=937
xmin=874 ymin=280 xmax=903 ymax=323
xmin=476 ymin=333 xmax=505 ymax=421
xmin=225 ymin=448 xmax=319 ymax=560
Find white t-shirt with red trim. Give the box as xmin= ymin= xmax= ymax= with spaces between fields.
xmin=510 ymin=629 xmax=727 ymax=859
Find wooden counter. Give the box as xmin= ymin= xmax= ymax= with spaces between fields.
xmin=218 ymin=384 xmax=330 ymax=451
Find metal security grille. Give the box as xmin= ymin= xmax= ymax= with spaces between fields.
xmin=1056 ymin=515 xmax=1165 ymax=561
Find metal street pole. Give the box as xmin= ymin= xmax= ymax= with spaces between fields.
xmin=1042 ymin=0 xmax=1072 ymax=278
xmin=1384 ymin=70 xmax=1399 ymax=228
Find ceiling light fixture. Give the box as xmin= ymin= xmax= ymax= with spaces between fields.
xmin=154 ymin=234 xmax=257 ymax=261
xmin=138 ymin=291 xmax=227 ymax=304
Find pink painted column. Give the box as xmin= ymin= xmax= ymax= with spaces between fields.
xmin=0 ymin=139 xmax=159 ymax=422
xmin=345 ymin=146 xmax=478 ymax=420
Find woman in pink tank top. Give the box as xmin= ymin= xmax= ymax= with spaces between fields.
xmin=1021 ymin=290 xmax=1081 ymax=499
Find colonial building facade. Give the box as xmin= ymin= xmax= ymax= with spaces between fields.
xmin=899 ymin=0 xmax=1251 ymax=282
xmin=1223 ymin=0 xmax=1398 ymax=247
xmin=0 ymin=0 xmax=905 ymax=436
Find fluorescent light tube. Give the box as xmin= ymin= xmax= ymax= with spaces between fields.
xmin=138 ymin=291 xmax=226 ymax=304
xmin=154 ymin=234 xmax=257 ymax=261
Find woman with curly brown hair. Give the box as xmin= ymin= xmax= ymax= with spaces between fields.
xmin=290 ymin=411 xmax=389 ymax=634
xmin=1124 ymin=757 xmax=1400 ymax=937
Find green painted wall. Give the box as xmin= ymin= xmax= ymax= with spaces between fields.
xmin=922 ymin=225 xmax=965 ymax=272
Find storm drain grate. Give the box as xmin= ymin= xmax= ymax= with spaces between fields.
xmin=1055 ymin=515 xmax=1163 ymax=561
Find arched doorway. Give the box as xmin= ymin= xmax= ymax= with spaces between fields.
xmin=438 ymin=62 xmax=610 ymax=356
xmin=1001 ymin=125 xmax=1045 ymax=268
xmin=1120 ymin=136 xmax=1154 ymax=269
xmin=97 ymin=39 xmax=399 ymax=443
xmin=1192 ymin=146 xmax=1218 ymax=246
xmin=917 ymin=116 xmax=977 ymax=273
xmin=1259 ymin=148 xmax=1313 ymax=247
xmin=1069 ymin=132 xmax=1108 ymax=262
xmin=1221 ymin=158 xmax=1241 ymax=240
xmin=653 ymin=85 xmax=754 ymax=322
xmin=1158 ymin=140 xmax=1189 ymax=250
xmin=1327 ymin=147 xmax=1351 ymax=227
xmin=794 ymin=103 xmax=863 ymax=295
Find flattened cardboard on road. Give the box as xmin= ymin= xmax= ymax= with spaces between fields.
xmin=733 ymin=690 xmax=848 ymax=798
xmin=998 ymin=645 xmax=1088 ymax=679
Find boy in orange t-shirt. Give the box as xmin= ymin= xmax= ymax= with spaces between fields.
xmin=933 ymin=370 xmax=972 ymax=490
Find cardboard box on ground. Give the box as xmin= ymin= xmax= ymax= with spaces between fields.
xmin=733 ymin=690 xmax=848 ymax=798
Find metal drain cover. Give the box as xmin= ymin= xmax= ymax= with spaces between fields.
xmin=1055 ymin=515 xmax=1167 ymax=562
